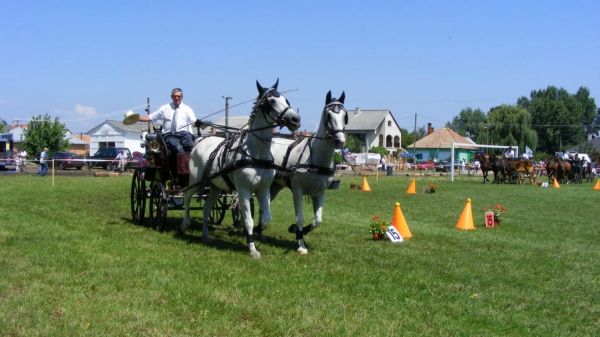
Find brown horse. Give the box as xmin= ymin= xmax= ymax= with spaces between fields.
xmin=474 ymin=153 xmax=495 ymax=183
xmin=545 ymin=157 xmax=572 ymax=183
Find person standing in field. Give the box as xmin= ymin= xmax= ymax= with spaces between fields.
xmin=39 ymin=147 xmax=48 ymax=176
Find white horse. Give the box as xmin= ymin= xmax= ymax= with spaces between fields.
xmin=259 ymin=91 xmax=347 ymax=254
xmin=180 ymin=80 xmax=300 ymax=258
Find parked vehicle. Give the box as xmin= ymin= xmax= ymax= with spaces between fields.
xmin=415 ymin=160 xmax=435 ymax=170
xmin=51 ymin=151 xmax=85 ymax=170
xmin=89 ymin=147 xmax=131 ymax=169
xmin=0 ymin=150 xmax=13 ymax=170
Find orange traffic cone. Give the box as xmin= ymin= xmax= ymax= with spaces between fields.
xmin=392 ymin=202 xmax=412 ymax=239
xmin=456 ymin=198 xmax=476 ymax=230
xmin=406 ymin=179 xmax=416 ymax=194
xmin=593 ymin=179 xmax=600 ymax=190
xmin=361 ymin=176 xmax=371 ymax=192
xmin=553 ymin=177 xmax=560 ymax=189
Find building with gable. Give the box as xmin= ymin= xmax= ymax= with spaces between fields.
xmin=87 ymin=120 xmax=146 ymax=155
xmin=345 ymin=108 xmax=402 ymax=154
xmin=406 ymin=127 xmax=477 ymax=162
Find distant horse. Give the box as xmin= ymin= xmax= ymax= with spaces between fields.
xmin=180 ymin=80 xmax=301 ymax=258
xmin=474 ymin=153 xmax=494 ymax=183
xmin=545 ymin=156 xmax=560 ymax=183
xmin=259 ymin=91 xmax=348 ymax=254
xmin=546 ymin=157 xmax=572 ymax=183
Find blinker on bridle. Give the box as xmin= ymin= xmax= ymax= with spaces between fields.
xmin=259 ymin=88 xmax=293 ymax=125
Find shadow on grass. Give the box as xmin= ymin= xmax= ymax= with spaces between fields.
xmin=123 ymin=216 xmax=298 ymax=254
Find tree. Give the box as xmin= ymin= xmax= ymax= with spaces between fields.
xmin=487 ymin=105 xmax=537 ymax=154
xmin=0 ymin=118 xmax=6 ymax=133
xmin=399 ymin=127 xmax=414 ymax=149
xmin=345 ymin=134 xmax=362 ymax=153
xmin=445 ymin=107 xmax=487 ymax=141
xmin=22 ymin=114 xmax=69 ymax=156
xmin=518 ymin=86 xmax=596 ymax=154
xmin=400 ymin=126 xmax=427 ymax=149
xmin=592 ymin=108 xmax=600 ymax=134
xmin=575 ymin=87 xmax=597 ymax=136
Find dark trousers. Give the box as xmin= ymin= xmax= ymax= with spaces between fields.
xmin=164 ymin=131 xmax=194 ymax=155
xmin=39 ymin=163 xmax=48 ymax=176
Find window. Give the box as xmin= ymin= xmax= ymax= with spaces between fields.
xmin=387 ymin=120 xmax=392 ymax=127
xmin=378 ymin=135 xmax=383 ymax=147
xmin=394 ymin=136 xmax=400 ymax=148
xmin=386 ymin=135 xmax=392 ymax=147
xmin=99 ymin=142 xmax=116 ymax=149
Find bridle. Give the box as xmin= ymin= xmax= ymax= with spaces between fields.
xmin=323 ymin=101 xmax=348 ymax=138
xmin=254 ymin=88 xmax=294 ymax=128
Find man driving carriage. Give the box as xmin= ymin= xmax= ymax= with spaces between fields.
xmin=137 ymin=88 xmax=197 ymax=155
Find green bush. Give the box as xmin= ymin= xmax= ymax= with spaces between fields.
xmin=368 ymin=146 xmax=389 ymax=156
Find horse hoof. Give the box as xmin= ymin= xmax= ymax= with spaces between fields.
xmin=297 ymin=247 xmax=308 ymax=255
xmin=250 ymin=250 xmax=262 ymax=259
xmin=179 ymin=219 xmax=191 ymax=234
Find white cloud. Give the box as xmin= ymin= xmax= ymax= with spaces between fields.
xmin=75 ymin=104 xmax=97 ymax=117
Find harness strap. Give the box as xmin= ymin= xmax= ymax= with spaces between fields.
xmin=295 ymin=163 xmax=336 ymax=176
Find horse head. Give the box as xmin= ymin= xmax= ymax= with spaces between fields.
xmin=323 ymin=90 xmax=348 ymax=148
xmin=254 ymin=79 xmax=301 ymax=132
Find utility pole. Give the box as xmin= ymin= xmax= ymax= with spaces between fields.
xmin=145 ymin=97 xmax=151 ymax=132
xmin=223 ymin=96 xmax=232 ymax=137
xmin=412 ymin=113 xmax=417 ymax=160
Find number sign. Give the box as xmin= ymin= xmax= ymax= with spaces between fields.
xmin=386 ymin=226 xmax=404 ymax=243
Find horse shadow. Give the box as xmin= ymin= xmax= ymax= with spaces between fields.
xmin=124 ymin=216 xmax=298 ymax=253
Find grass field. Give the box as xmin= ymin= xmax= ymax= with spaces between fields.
xmin=1 ymin=174 xmax=599 ymax=336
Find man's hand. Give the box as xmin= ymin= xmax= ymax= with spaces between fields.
xmin=194 ymin=119 xmax=212 ymax=128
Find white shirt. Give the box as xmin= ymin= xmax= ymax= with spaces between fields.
xmin=149 ymin=102 xmax=196 ymax=134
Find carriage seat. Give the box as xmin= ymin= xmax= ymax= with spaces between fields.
xmin=177 ymin=153 xmax=190 ymax=175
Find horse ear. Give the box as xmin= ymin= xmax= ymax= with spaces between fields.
xmin=256 ymin=80 xmax=266 ymax=96
xmin=326 ymin=91 xmax=332 ymax=104
xmin=339 ymin=91 xmax=345 ymax=104
xmin=272 ymin=78 xmax=279 ymax=90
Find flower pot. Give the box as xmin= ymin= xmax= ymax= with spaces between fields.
xmin=372 ymin=233 xmax=382 ymax=240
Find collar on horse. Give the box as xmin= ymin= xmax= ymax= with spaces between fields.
xmin=276 ymin=136 xmax=335 ymax=177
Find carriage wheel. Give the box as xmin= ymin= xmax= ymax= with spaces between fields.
xmin=210 ymin=194 xmax=227 ymax=226
xmin=130 ymin=169 xmax=147 ymax=226
xmin=150 ymin=182 xmax=168 ymax=232
xmin=231 ymin=194 xmax=255 ymax=228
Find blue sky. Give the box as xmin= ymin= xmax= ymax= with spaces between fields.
xmin=1 ymin=0 xmax=599 ymax=133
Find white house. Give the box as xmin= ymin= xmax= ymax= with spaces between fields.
xmin=344 ymin=108 xmax=402 ymax=154
xmin=87 ymin=120 xmax=146 ymax=155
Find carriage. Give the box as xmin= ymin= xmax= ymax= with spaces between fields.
xmin=129 ymin=124 xmax=248 ymax=231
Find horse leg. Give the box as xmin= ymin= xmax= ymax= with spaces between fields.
xmin=241 ymin=189 xmax=264 ymax=259
xmin=179 ymin=175 xmax=198 ymax=234
xmin=202 ymin=187 xmax=219 ymax=243
xmin=289 ymin=188 xmax=308 ymax=255
xmin=256 ymin=182 xmax=285 ymax=239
